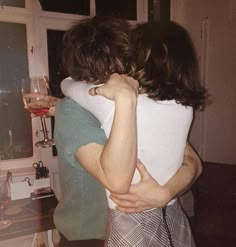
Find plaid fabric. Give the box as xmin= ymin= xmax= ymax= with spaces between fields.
xmin=105 ymin=201 xmax=195 ymax=247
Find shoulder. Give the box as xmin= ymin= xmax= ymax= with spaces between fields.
xmin=138 ymin=96 xmax=192 ymax=110
xmin=137 ymin=96 xmax=193 ymax=123
xmin=55 ymin=98 xmax=106 ymax=149
xmin=61 ymin=77 xmax=93 ymax=94
xmin=56 ymin=97 xmax=102 ymax=127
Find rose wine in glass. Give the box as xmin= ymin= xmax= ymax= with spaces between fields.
xmin=28 ymin=106 xmax=50 ymax=116
xmin=0 ymin=179 xmax=12 ymax=230
xmin=22 ymin=76 xmax=55 ymax=148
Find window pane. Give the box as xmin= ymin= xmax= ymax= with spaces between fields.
xmin=96 ymin=0 xmax=137 ymax=20
xmin=148 ymin=0 xmax=170 ymax=22
xmin=39 ymin=0 xmax=90 ymax=15
xmin=148 ymin=0 xmax=160 ymax=22
xmin=0 ymin=22 xmax=32 ymax=160
xmin=47 ymin=30 xmax=67 ymax=98
xmin=47 ymin=29 xmax=68 ymax=156
xmin=2 ymin=0 xmax=25 ymax=8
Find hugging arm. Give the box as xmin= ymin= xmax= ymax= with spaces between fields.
xmin=75 ymin=74 xmax=139 ymax=194
xmin=162 ymin=142 xmax=202 ymax=199
xmin=110 ymin=142 xmax=202 ymax=213
xmin=35 ymin=79 xmax=201 ymax=212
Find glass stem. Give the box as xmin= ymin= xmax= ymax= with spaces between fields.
xmin=0 ymin=205 xmax=4 ymax=221
xmin=40 ymin=117 xmax=49 ymax=141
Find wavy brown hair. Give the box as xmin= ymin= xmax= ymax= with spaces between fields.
xmin=61 ymin=16 xmax=132 ymax=84
xmin=131 ymin=21 xmax=208 ymax=110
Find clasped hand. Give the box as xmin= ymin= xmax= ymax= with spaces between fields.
xmin=88 ymin=73 xmax=139 ymax=101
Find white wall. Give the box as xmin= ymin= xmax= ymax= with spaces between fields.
xmin=171 ymin=0 xmax=236 ymax=164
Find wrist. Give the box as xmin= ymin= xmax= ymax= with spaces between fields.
xmin=158 ymin=186 xmax=173 ymax=207
xmin=115 ymin=89 xmax=138 ymax=106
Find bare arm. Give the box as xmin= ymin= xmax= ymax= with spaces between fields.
xmin=75 ymin=74 xmax=139 ymax=194
xmin=110 ymin=142 xmax=202 ymax=213
xmin=163 ymin=142 xmax=202 ymax=199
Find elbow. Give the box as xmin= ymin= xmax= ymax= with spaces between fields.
xmin=106 ymin=179 xmax=131 ymax=194
xmin=101 ymin=164 xmax=135 ymax=194
xmin=196 ymin=159 xmax=203 ymax=179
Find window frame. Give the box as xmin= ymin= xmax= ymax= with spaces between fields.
xmin=0 ymin=0 xmax=148 ymax=170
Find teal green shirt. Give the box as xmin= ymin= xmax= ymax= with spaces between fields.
xmin=53 ymin=98 xmax=107 ymax=240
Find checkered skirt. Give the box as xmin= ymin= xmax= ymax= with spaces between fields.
xmin=105 ymin=201 xmax=195 ymax=247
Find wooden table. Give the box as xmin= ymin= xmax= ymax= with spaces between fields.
xmin=0 ymin=196 xmax=58 ymax=245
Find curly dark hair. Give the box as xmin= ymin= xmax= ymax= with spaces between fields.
xmin=132 ymin=21 xmax=208 ymax=110
xmin=62 ymin=16 xmax=133 ymax=84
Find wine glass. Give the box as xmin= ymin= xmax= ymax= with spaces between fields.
xmin=22 ymin=76 xmax=55 ymax=148
xmin=0 ymin=179 xmax=12 ymax=230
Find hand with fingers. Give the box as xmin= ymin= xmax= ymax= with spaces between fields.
xmin=110 ymin=160 xmax=171 ymax=213
xmin=88 ymin=73 xmax=139 ymax=101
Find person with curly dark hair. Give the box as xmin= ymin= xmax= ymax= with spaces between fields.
xmin=57 ymin=16 xmax=207 ymax=246
xmin=61 ymin=16 xmax=133 ymax=84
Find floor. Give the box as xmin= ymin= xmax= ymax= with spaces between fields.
xmin=190 ymin=214 xmax=236 ymax=247
xmin=189 ymin=162 xmax=236 ymax=247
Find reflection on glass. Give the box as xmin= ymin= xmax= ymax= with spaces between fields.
xmin=47 ymin=30 xmax=66 ymax=98
xmin=0 ymin=21 xmax=32 ymax=160
xmin=47 ymin=29 xmax=67 ymax=156
xmin=0 ymin=179 xmax=12 ymax=230
xmin=39 ymin=0 xmax=89 ymax=15
xmin=96 ymin=0 xmax=137 ymax=20
xmin=148 ymin=0 xmax=160 ymax=22
xmin=2 ymin=0 xmax=25 ymax=8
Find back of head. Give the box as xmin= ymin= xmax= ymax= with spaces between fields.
xmin=62 ymin=16 xmax=132 ymax=84
xmin=132 ymin=21 xmax=208 ymax=110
